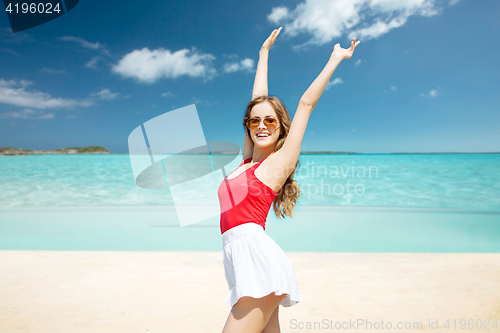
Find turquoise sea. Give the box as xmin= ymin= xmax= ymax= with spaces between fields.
xmin=1 ymin=154 xmax=499 ymax=252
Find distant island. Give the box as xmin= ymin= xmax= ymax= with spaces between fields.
xmin=0 ymin=146 xmax=110 ymax=156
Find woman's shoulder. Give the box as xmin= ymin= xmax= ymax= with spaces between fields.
xmin=259 ymin=150 xmax=297 ymax=176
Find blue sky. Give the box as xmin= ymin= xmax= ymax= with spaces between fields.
xmin=0 ymin=0 xmax=499 ymax=154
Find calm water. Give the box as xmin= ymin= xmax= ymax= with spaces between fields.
xmin=1 ymin=154 xmax=499 ymax=210
xmin=1 ymin=206 xmax=499 ymax=252
xmin=1 ymin=153 xmax=500 ymax=252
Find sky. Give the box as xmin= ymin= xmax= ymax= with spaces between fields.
xmin=0 ymin=0 xmax=499 ymax=154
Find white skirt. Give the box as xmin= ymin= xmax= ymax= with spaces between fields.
xmin=222 ymin=222 xmax=303 ymax=308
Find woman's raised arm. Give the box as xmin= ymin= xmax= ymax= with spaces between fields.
xmin=276 ymin=38 xmax=361 ymax=169
xmin=251 ymin=27 xmax=282 ymax=100
xmin=299 ymin=38 xmax=360 ymax=108
xmin=244 ymin=28 xmax=282 ymax=161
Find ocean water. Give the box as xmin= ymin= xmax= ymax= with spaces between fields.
xmin=1 ymin=154 xmax=499 ymax=252
xmin=0 ymin=154 xmax=499 ymax=210
xmin=1 ymin=206 xmax=499 ymax=252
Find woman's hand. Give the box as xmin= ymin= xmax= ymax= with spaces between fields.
xmin=261 ymin=27 xmax=282 ymax=51
xmin=253 ymin=28 xmax=282 ymax=99
xmin=332 ymin=37 xmax=361 ymax=60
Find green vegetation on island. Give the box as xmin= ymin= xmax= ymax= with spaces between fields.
xmin=0 ymin=146 xmax=110 ymax=156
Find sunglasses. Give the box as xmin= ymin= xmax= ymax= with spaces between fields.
xmin=246 ymin=117 xmax=279 ymax=130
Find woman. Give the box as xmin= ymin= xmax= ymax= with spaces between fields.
xmin=218 ymin=27 xmax=360 ymax=333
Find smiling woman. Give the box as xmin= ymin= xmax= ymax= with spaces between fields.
xmin=217 ymin=27 xmax=360 ymax=333
xmin=243 ymin=95 xmax=299 ymax=206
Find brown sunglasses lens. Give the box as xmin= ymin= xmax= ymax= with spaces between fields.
xmin=247 ymin=118 xmax=278 ymax=129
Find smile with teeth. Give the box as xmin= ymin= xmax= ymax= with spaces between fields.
xmin=256 ymin=132 xmax=270 ymax=138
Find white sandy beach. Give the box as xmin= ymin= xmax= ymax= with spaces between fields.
xmin=1 ymin=251 xmax=499 ymax=333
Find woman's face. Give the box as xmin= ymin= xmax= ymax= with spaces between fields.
xmin=248 ymin=101 xmax=281 ymax=148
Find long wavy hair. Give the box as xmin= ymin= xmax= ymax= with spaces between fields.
xmin=243 ymin=95 xmax=301 ymax=219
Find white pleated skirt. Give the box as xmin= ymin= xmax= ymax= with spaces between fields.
xmin=222 ymin=222 xmax=303 ymax=308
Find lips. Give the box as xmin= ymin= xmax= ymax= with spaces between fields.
xmin=256 ymin=132 xmax=270 ymax=138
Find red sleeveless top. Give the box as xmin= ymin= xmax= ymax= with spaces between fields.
xmin=218 ymin=156 xmax=282 ymax=235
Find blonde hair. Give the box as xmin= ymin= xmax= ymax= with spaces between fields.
xmin=244 ymin=96 xmax=301 ymax=219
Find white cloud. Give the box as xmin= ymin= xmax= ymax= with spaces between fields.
xmin=85 ymin=56 xmax=100 ymax=69
xmin=112 ymin=47 xmax=216 ymax=84
xmin=223 ymin=58 xmax=255 ymax=73
xmin=90 ymin=88 xmax=121 ymax=100
xmin=355 ymin=59 xmax=362 ymax=66
xmin=384 ymin=85 xmax=397 ymax=93
xmin=222 ymin=53 xmax=239 ymax=59
xmin=0 ymin=27 xmax=33 ymax=43
xmin=0 ymin=79 xmax=93 ymax=109
xmin=325 ymin=77 xmax=344 ymax=91
xmin=18 ymin=80 xmax=33 ymax=88
xmin=85 ymin=57 xmax=99 ymax=68
xmin=0 ymin=48 xmax=18 ymax=55
xmin=241 ymin=59 xmax=255 ymax=71
xmin=349 ymin=15 xmax=408 ymax=40
xmin=58 ymin=36 xmax=111 ymax=58
xmin=58 ymin=36 xmax=110 ymax=55
xmin=59 ymin=36 xmax=102 ymax=50
xmin=268 ymin=0 xmax=442 ymax=48
xmin=449 ymin=0 xmax=461 ymax=5
xmin=161 ymin=91 xmax=175 ymax=98
xmin=0 ymin=108 xmax=54 ymax=120
xmin=191 ymin=97 xmax=211 ymax=105
xmin=268 ymin=7 xmax=290 ymax=23
xmin=420 ymin=88 xmax=440 ymax=97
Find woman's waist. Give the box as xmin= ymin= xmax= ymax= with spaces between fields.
xmin=222 ymin=222 xmax=265 ymax=246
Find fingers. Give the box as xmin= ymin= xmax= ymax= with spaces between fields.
xmin=351 ymin=37 xmax=360 ymax=50
xmin=272 ymin=27 xmax=282 ymax=41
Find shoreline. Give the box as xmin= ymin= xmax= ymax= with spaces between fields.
xmin=2 ymin=205 xmax=499 ymax=253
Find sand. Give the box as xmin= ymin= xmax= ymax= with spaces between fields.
xmin=1 ymin=251 xmax=499 ymax=333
